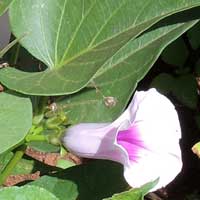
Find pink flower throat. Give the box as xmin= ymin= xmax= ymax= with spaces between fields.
xmin=117 ymin=125 xmax=144 ymax=161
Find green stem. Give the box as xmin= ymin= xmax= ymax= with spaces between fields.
xmin=25 ymin=134 xmax=47 ymax=142
xmin=0 ymin=145 xmax=26 ymax=185
xmin=13 ymin=43 xmax=20 ymax=65
xmin=38 ymin=97 xmax=48 ymax=115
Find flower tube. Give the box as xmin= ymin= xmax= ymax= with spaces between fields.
xmin=62 ymin=88 xmax=182 ymax=191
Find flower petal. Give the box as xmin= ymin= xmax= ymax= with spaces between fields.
xmin=124 ymin=151 xmax=182 ymax=191
xmin=62 ymin=122 xmax=129 ymax=165
xmin=122 ymin=88 xmax=182 ymax=190
xmin=113 ymin=89 xmax=148 ymax=126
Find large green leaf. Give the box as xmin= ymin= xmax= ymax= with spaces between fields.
xmin=103 ymin=179 xmax=158 ymax=200
xmin=0 ymin=0 xmax=12 ymax=16
xmin=0 ymin=92 xmax=32 ymax=154
xmin=0 ymin=185 xmax=59 ymax=200
xmin=57 ymin=9 xmax=200 ymax=123
xmin=1 ymin=0 xmax=200 ymax=95
xmin=30 ymin=160 xmax=128 ymax=200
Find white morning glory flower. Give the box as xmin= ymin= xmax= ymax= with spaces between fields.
xmin=62 ymin=88 xmax=182 ymax=191
xmin=0 ymin=12 xmax=11 ymax=50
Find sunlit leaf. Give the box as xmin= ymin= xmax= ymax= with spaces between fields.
xmin=0 ymin=185 xmax=59 ymax=200
xmin=0 ymin=92 xmax=32 ymax=153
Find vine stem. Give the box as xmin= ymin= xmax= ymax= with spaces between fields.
xmin=25 ymin=134 xmax=47 ymax=142
xmin=13 ymin=43 xmax=20 ymax=65
xmin=0 ymin=145 xmax=26 ymax=185
xmin=38 ymin=97 xmax=48 ymax=114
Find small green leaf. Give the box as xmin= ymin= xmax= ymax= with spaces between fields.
xmin=103 ymin=179 xmax=158 ymax=200
xmin=12 ymin=157 xmax=35 ymax=175
xmin=28 ymin=141 xmax=60 ymax=153
xmin=0 ymin=92 xmax=32 ymax=154
xmin=1 ymin=0 xmax=200 ymax=95
xmin=192 ymin=142 xmax=200 ymax=158
xmin=0 ymin=0 xmax=13 ymax=16
xmin=0 ymin=185 xmax=59 ymax=200
xmin=56 ymin=159 xmax=75 ymax=169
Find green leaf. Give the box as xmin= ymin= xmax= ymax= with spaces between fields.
xmin=0 ymin=185 xmax=59 ymax=200
xmin=58 ymin=10 xmax=199 ymax=123
xmin=161 ymin=37 xmax=188 ymax=67
xmin=192 ymin=141 xmax=200 ymax=158
xmin=0 ymin=0 xmax=12 ymax=16
xmin=152 ymin=73 xmax=198 ymax=109
xmin=172 ymin=74 xmax=198 ymax=109
xmin=1 ymin=0 xmax=200 ymax=95
xmin=187 ymin=21 xmax=200 ymax=50
xmin=56 ymin=159 xmax=75 ymax=169
xmin=151 ymin=73 xmax=175 ymax=95
xmin=12 ymin=157 xmax=35 ymax=175
xmin=0 ymin=92 xmax=32 ymax=154
xmin=103 ymin=179 xmax=158 ymax=200
xmin=30 ymin=160 xmax=128 ymax=200
xmin=28 ymin=141 xmax=60 ymax=153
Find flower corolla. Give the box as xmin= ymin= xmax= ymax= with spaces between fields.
xmin=62 ymin=89 xmax=182 ymax=191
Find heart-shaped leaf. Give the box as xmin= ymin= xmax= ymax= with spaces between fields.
xmin=1 ymin=0 xmax=200 ymax=95
xmin=0 ymin=92 xmax=32 ymax=153
xmin=57 ymin=10 xmax=199 ymax=123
